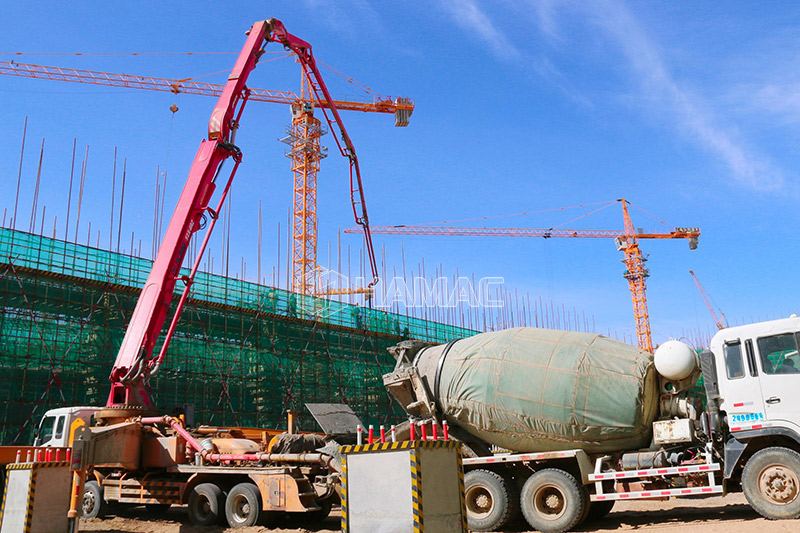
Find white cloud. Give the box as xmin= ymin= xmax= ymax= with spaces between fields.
xmin=438 ymin=0 xmax=522 ymax=62
xmin=577 ymin=1 xmax=784 ymax=191
xmin=520 ymin=0 xmax=784 ymax=191
xmin=438 ymin=0 xmax=786 ymax=191
xmin=530 ymin=0 xmax=562 ymax=41
xmin=302 ymin=0 xmax=385 ymax=38
xmin=441 ymin=0 xmax=590 ymax=105
xmin=751 ymin=83 xmax=800 ymax=124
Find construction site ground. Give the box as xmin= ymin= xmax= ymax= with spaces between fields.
xmin=79 ymin=493 xmax=796 ymax=532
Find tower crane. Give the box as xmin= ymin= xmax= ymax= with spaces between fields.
xmin=347 ymin=199 xmax=700 ymax=352
xmin=689 ymin=269 xmax=727 ymax=330
xmin=0 ymin=59 xmax=414 ymax=296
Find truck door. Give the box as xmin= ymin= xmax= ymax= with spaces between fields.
xmin=719 ymin=339 xmax=766 ymax=428
xmin=754 ymin=331 xmax=800 ymax=433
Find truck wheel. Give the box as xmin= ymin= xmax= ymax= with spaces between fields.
xmin=82 ymin=480 xmax=109 ymax=519
xmin=742 ymin=446 xmax=800 ymax=520
xmin=464 ymin=469 xmax=518 ymax=531
xmin=187 ymin=483 xmax=225 ymax=526
xmin=225 ymin=482 xmax=262 ymax=527
xmin=520 ymin=469 xmax=588 ymax=533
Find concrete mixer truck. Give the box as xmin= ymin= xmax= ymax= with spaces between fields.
xmin=384 ymin=316 xmax=800 ymax=532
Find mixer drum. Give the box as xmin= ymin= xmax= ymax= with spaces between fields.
xmin=404 ymin=327 xmax=659 ymax=454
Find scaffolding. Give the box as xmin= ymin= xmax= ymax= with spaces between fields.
xmin=0 ymin=227 xmax=476 ymax=444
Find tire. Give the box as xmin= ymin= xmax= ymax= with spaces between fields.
xmin=82 ymin=480 xmax=109 ymax=519
xmin=520 ymin=469 xmax=588 ymax=533
xmin=225 ymin=482 xmax=262 ymax=528
xmin=585 ymin=500 xmax=615 ymax=522
xmin=464 ymin=469 xmax=518 ymax=531
xmin=187 ymin=483 xmax=225 ymax=526
xmin=742 ymin=446 xmax=800 ymax=520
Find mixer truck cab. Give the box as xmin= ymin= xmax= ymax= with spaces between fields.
xmin=713 ymin=316 xmax=800 ymax=438
xmin=708 ymin=316 xmax=800 ymax=504
xmin=33 ymin=406 xmax=99 ymax=447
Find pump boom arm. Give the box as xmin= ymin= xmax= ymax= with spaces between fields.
xmin=107 ymin=19 xmax=377 ymax=408
xmin=267 ymin=20 xmax=377 ymax=285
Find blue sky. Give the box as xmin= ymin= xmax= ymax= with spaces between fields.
xmin=1 ymin=1 xmax=798 ymax=346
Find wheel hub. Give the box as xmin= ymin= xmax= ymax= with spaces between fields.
xmin=82 ymin=491 xmax=95 ymax=514
xmin=534 ymin=485 xmax=566 ymax=519
xmin=544 ymin=493 xmax=561 ymax=509
xmin=760 ymin=465 xmax=799 ymax=504
xmin=232 ymin=494 xmax=251 ymax=523
xmin=465 ymin=486 xmax=494 ymax=518
xmin=475 ymin=494 xmax=491 ymax=510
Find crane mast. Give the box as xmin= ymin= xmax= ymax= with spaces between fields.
xmin=107 ymin=19 xmax=378 ymax=409
xmin=617 ymin=199 xmax=653 ymax=352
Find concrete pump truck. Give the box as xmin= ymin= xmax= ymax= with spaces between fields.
xmin=27 ymin=18 xmax=385 ymax=529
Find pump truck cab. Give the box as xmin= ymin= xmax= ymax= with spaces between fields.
xmin=33 ymin=407 xmax=98 ymax=448
xmin=384 ymin=316 xmax=800 ymax=532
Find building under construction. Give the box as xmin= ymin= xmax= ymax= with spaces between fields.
xmin=0 ymin=226 xmax=477 ymax=444
xmin=0 ymin=33 xmax=609 ymax=448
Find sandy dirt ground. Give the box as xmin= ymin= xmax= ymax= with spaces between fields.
xmin=79 ymin=493 xmax=798 ymax=532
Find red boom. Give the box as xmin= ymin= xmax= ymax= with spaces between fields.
xmin=107 ymin=19 xmax=378 ymax=408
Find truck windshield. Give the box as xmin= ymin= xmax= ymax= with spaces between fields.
xmin=757 ymin=333 xmax=800 ymax=374
xmin=36 ymin=415 xmax=56 ymax=444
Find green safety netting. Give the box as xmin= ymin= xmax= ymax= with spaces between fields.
xmin=0 ymin=228 xmax=476 ymax=444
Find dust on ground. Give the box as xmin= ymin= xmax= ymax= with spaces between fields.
xmin=79 ymin=505 xmax=339 ymax=533
xmin=80 ymin=493 xmax=798 ymax=532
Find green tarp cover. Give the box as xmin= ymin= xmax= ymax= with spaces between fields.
xmin=433 ymin=328 xmax=658 ymax=454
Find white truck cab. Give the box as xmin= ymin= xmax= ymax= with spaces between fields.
xmin=33 ymin=406 xmax=100 ymax=447
xmin=694 ymin=315 xmax=800 ymax=521
xmin=713 ymin=316 xmax=800 ymax=436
